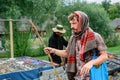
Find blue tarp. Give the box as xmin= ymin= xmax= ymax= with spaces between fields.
xmin=0 ymin=65 xmax=53 ymax=80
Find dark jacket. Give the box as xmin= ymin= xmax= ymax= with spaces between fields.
xmin=48 ymin=32 xmax=68 ymax=64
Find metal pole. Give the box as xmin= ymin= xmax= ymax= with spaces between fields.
xmin=9 ymin=19 xmax=14 ymax=58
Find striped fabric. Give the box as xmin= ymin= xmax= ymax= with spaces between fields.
xmin=66 ymin=11 xmax=97 ymax=73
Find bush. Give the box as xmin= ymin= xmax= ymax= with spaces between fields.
xmin=106 ymin=33 xmax=120 ymax=47
xmin=26 ymin=38 xmax=46 ymax=57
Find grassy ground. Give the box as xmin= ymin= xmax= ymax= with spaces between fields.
xmin=34 ymin=55 xmax=48 ymax=61
xmin=107 ymin=45 xmax=120 ymax=55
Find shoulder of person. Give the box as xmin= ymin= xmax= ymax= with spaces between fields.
xmin=94 ymin=32 xmax=102 ymax=38
xmin=94 ymin=32 xmax=105 ymax=42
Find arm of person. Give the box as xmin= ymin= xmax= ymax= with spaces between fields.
xmin=44 ymin=47 xmax=68 ymax=57
xmin=91 ymin=50 xmax=108 ymax=65
xmin=91 ymin=33 xmax=108 ymax=65
xmin=80 ymin=33 xmax=108 ymax=75
xmin=80 ymin=50 xmax=108 ymax=75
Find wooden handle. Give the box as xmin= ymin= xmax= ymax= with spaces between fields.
xmin=29 ymin=20 xmax=61 ymax=80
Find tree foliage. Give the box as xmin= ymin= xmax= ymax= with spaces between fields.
xmin=108 ymin=3 xmax=120 ymax=19
xmin=0 ymin=0 xmax=114 ymax=57
xmin=101 ymin=0 xmax=120 ymax=20
xmin=101 ymin=0 xmax=111 ymax=12
xmin=0 ymin=0 xmax=35 ymax=18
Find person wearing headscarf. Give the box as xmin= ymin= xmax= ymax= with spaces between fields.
xmin=44 ymin=11 xmax=108 ymax=80
xmin=48 ymin=24 xmax=68 ymax=66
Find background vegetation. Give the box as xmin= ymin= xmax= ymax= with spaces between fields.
xmin=0 ymin=0 xmax=120 ymax=58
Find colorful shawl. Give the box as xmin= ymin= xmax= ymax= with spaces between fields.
xmin=66 ymin=11 xmax=97 ymax=72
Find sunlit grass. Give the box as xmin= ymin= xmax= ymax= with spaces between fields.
xmin=107 ymin=45 xmax=120 ymax=55
xmin=34 ymin=55 xmax=48 ymax=61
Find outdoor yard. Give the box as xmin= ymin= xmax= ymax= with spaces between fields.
xmin=0 ymin=0 xmax=120 ymax=79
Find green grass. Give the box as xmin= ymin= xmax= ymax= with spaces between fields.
xmin=34 ymin=55 xmax=48 ymax=61
xmin=107 ymin=45 xmax=120 ymax=55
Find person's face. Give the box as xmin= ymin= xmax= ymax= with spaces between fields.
xmin=69 ymin=17 xmax=81 ymax=34
xmin=56 ymin=32 xmax=62 ymax=36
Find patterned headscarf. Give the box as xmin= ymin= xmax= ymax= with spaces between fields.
xmin=66 ymin=11 xmax=97 ymax=72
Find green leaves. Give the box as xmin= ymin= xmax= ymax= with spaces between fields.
xmin=108 ymin=3 xmax=120 ymax=20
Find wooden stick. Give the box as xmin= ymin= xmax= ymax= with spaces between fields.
xmin=9 ymin=19 xmax=14 ymax=58
xmin=29 ymin=20 xmax=61 ymax=80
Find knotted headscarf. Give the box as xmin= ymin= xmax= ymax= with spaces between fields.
xmin=66 ymin=11 xmax=97 ymax=72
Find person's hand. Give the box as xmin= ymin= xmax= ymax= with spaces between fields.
xmin=80 ymin=60 xmax=94 ymax=75
xmin=44 ymin=47 xmax=55 ymax=54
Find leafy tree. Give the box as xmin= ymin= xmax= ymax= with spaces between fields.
xmin=0 ymin=0 xmax=34 ymax=19
xmin=0 ymin=0 xmax=21 ymax=18
xmin=108 ymin=3 xmax=120 ymax=19
xmin=101 ymin=0 xmax=111 ymax=12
